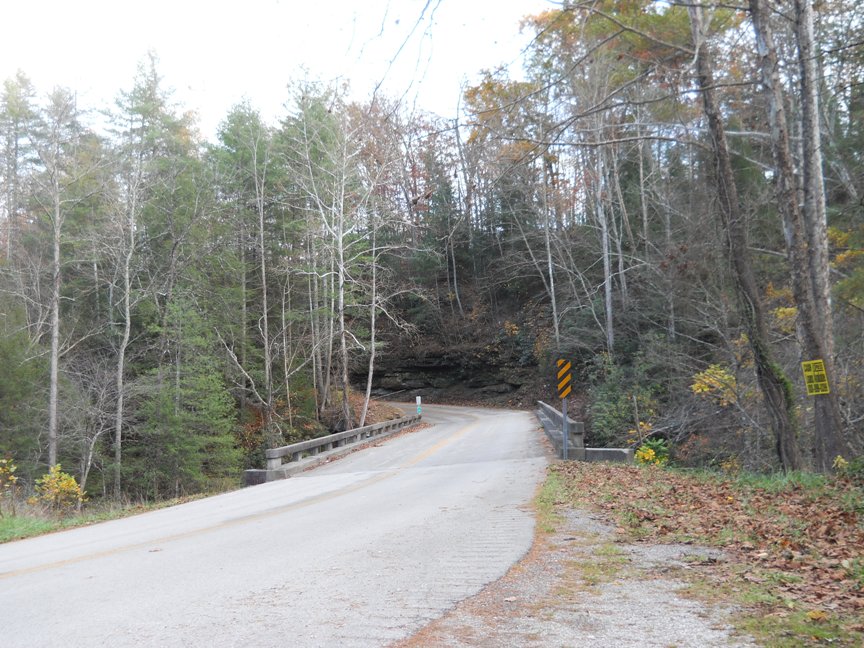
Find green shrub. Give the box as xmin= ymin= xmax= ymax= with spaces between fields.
xmin=588 ymin=354 xmax=659 ymax=447
xmin=635 ymin=438 xmax=670 ymax=466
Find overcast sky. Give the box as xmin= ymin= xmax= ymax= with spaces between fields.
xmin=1 ymin=0 xmax=555 ymax=139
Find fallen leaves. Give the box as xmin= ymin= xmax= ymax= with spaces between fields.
xmin=554 ymin=462 xmax=864 ymax=622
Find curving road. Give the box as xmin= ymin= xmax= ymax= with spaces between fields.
xmin=0 ymin=404 xmax=548 ymax=647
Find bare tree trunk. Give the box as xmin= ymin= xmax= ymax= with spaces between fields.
xmin=543 ymin=211 xmax=561 ymax=350
xmin=239 ymin=221 xmax=248 ymax=409
xmin=253 ymin=151 xmax=273 ymax=435
xmin=360 ymin=227 xmax=377 ymax=428
xmin=307 ymin=245 xmax=323 ymax=420
xmin=111 ymin=124 xmax=142 ymax=500
xmin=320 ymin=254 xmax=335 ymax=414
xmin=540 ymin=144 xmax=561 ymax=350
xmin=448 ymin=219 xmax=465 ymax=317
xmin=336 ymin=206 xmax=351 ymax=430
xmin=610 ymin=153 xmax=631 ymax=310
xmin=281 ymin=272 xmax=294 ymax=431
xmin=794 ymin=0 xmax=851 ymax=469
xmin=596 ymin=155 xmax=614 ymax=353
xmin=113 ymin=223 xmax=133 ymax=499
xmin=749 ymin=0 xmax=851 ymax=470
xmin=510 ymin=203 xmax=559 ymax=348
xmin=691 ymin=3 xmax=802 ymax=471
xmin=453 ymin=118 xmax=478 ymax=277
xmin=48 ymin=182 xmax=61 ymax=467
xmin=30 ymin=90 xmax=98 ymax=469
xmin=79 ymin=430 xmax=102 ymax=496
xmin=637 ymin=113 xmax=650 ymax=257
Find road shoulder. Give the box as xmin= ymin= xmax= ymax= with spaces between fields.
xmin=396 ymin=480 xmax=755 ymax=647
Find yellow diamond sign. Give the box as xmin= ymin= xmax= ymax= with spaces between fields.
xmin=801 ymin=359 xmax=830 ymax=396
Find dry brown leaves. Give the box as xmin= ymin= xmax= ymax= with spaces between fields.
xmin=346 ymin=394 xmax=404 ymax=424
xmin=556 ymin=462 xmax=864 ymax=615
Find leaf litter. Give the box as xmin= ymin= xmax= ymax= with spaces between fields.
xmin=556 ymin=462 xmax=864 ymax=643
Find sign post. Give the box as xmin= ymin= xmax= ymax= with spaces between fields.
xmin=557 ymin=359 xmax=572 ymax=460
xmin=416 ymin=396 xmax=422 ymax=415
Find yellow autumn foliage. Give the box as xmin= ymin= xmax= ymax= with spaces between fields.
xmin=834 ymin=249 xmax=864 ymax=266
xmin=771 ymin=306 xmax=798 ymax=334
xmin=34 ymin=464 xmax=86 ymax=511
xmin=827 ymin=226 xmax=850 ymax=248
xmin=691 ymin=364 xmax=737 ymax=406
xmin=0 ymin=458 xmax=19 ymax=516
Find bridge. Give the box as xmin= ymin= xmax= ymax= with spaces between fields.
xmin=0 ymin=404 xmax=547 ymax=647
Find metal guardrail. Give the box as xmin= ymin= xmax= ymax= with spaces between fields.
xmin=536 ymin=401 xmax=584 ymax=459
xmin=259 ymin=414 xmax=421 ymax=475
xmin=535 ymin=400 xmax=633 ymax=463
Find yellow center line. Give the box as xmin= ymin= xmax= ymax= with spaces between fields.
xmin=401 ymin=421 xmax=477 ymax=468
xmin=0 ymin=416 xmax=478 ymax=580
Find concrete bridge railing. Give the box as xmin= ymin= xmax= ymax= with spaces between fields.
xmin=244 ymin=414 xmax=421 ymax=485
xmin=536 ymin=401 xmax=633 ymax=463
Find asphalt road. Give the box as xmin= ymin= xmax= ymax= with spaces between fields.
xmin=0 ymin=404 xmax=548 ymax=647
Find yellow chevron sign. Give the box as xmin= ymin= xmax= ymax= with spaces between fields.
xmin=557 ymin=359 xmax=572 ymax=400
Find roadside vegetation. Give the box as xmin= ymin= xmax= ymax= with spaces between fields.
xmin=1 ymin=0 xmax=861 ymax=580
xmin=0 ymin=452 xmax=213 ymax=544
xmin=0 ymin=489 xmax=208 ymax=544
xmin=0 ymin=397 xmax=403 ymax=544
xmin=550 ymin=461 xmax=864 ymax=647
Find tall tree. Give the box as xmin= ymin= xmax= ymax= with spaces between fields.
xmin=749 ymin=0 xmax=852 ymax=471
xmin=28 ymin=88 xmax=103 ymax=467
xmin=216 ymin=103 xmax=279 ymax=441
xmin=105 ymin=56 xmax=173 ymax=498
xmin=283 ymin=89 xmax=358 ymax=430
xmin=688 ymin=3 xmax=802 ymax=471
xmin=1 ymin=72 xmax=35 ymax=261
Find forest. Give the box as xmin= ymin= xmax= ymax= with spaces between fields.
xmin=1 ymin=0 xmax=862 ymax=502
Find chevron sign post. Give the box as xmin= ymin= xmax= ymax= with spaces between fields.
xmin=557 ymin=359 xmax=572 ymax=460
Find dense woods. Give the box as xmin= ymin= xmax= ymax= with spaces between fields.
xmin=1 ymin=1 xmax=862 ymax=501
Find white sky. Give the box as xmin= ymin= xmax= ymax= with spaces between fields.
xmin=1 ymin=0 xmax=556 ymax=139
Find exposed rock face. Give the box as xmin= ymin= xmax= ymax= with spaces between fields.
xmin=352 ymin=343 xmax=542 ymax=407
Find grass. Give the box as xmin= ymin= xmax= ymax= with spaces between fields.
xmin=739 ymin=610 xmax=856 ymax=648
xmin=679 ymin=568 xmax=860 ymax=646
xmin=0 ymin=515 xmax=56 ymax=543
xmin=575 ymin=543 xmax=630 ymax=587
xmin=0 ymin=493 xmax=210 ymax=544
xmin=730 ymin=469 xmax=829 ymax=493
xmin=534 ymin=468 xmax=565 ymax=534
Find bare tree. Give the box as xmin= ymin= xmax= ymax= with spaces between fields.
xmin=689 ymin=3 xmax=802 ymax=471
xmin=749 ymin=0 xmax=852 ymax=470
xmin=28 ymin=88 xmax=102 ymax=467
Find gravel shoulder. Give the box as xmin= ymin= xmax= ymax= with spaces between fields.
xmin=395 ymin=485 xmax=757 ymax=647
